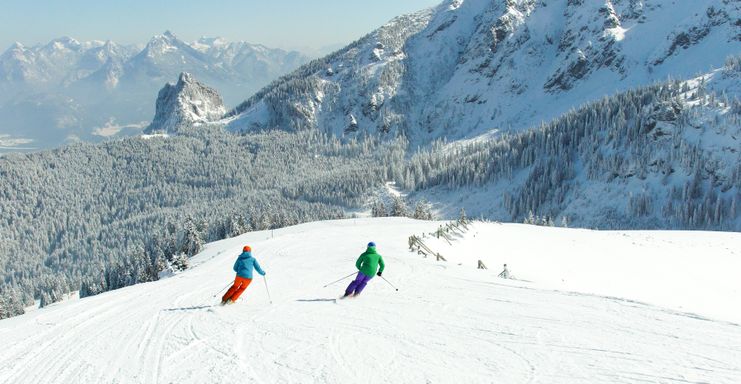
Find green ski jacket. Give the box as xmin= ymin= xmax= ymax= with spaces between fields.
xmin=356 ymin=247 xmax=385 ymax=277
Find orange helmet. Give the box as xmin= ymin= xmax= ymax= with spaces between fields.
xmin=243 ymin=245 xmax=252 ymax=252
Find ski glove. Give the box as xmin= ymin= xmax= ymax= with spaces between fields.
xmin=377 ymin=271 xmax=382 ymax=277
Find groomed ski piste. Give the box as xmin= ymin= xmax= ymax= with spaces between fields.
xmin=1 ymin=218 xmax=740 ymax=383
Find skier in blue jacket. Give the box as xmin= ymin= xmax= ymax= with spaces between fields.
xmin=221 ymin=245 xmax=265 ymax=305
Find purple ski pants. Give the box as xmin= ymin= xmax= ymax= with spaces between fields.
xmin=345 ymin=272 xmax=373 ymax=296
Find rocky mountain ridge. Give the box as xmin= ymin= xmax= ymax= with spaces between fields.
xmin=223 ymin=0 xmax=740 ymax=146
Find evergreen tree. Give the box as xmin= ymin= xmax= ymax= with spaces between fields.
xmin=181 ymin=216 xmax=204 ymax=257
xmin=80 ymin=276 xmax=106 ymax=298
xmin=371 ymin=199 xmax=387 ymax=217
xmin=229 ymin=213 xmax=250 ymax=237
xmin=413 ymin=200 xmax=434 ymax=220
xmin=561 ymin=216 xmax=569 ymax=228
xmin=171 ymin=253 xmax=190 ymax=272
xmin=390 ymin=195 xmax=408 ymax=217
xmin=0 ymin=289 xmax=25 ymax=319
xmin=524 ymin=211 xmax=536 ymax=225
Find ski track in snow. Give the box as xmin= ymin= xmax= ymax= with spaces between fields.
xmin=1 ymin=218 xmax=740 ymax=383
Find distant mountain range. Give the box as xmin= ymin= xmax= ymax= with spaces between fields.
xmin=0 ymin=31 xmax=308 ymax=152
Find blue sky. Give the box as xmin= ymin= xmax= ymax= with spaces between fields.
xmin=1 ymin=0 xmax=441 ymax=53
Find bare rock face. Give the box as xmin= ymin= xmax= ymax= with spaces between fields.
xmin=145 ymin=72 xmax=225 ymax=134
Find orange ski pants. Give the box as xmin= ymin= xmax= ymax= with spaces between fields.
xmin=222 ymin=276 xmax=253 ymax=302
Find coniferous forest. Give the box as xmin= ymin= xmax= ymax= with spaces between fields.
xmin=399 ymin=77 xmax=740 ymax=230
xmin=0 ymin=129 xmax=407 ymax=317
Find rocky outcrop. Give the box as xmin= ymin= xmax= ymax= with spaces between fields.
xmin=145 ymin=72 xmax=225 ymax=134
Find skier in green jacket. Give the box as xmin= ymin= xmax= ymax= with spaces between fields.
xmin=343 ymin=242 xmax=385 ymax=297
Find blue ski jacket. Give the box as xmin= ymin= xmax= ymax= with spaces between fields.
xmin=233 ymin=252 xmax=265 ymax=279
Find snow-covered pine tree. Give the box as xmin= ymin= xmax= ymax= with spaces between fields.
xmin=171 ymin=253 xmax=189 ymax=272
xmin=80 ymin=275 xmax=106 ymax=298
xmin=37 ymin=276 xmax=67 ymax=308
xmin=391 ymin=195 xmax=408 ymax=217
xmin=181 ymin=216 xmax=204 ymax=257
xmin=413 ymin=199 xmax=434 ymax=220
xmin=524 ymin=211 xmax=536 ymax=225
xmin=372 ymin=199 xmax=387 ymax=217
xmin=254 ymin=212 xmax=272 ymax=231
xmin=230 ymin=213 xmax=250 ymax=237
xmin=39 ymin=292 xmax=52 ymax=308
xmin=0 ymin=289 xmax=25 ymax=319
xmin=561 ymin=216 xmax=569 ymax=228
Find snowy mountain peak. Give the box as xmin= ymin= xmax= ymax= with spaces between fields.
xmin=8 ymin=42 xmax=25 ymax=51
xmin=44 ymin=36 xmax=83 ymax=53
xmin=145 ymin=72 xmax=226 ymax=134
xmin=146 ymin=30 xmax=178 ymax=45
xmin=178 ymin=71 xmax=193 ymax=83
xmin=225 ymin=0 xmax=740 ymax=144
xmin=129 ymin=31 xmax=216 ymax=74
xmin=141 ymin=31 xmax=197 ymax=56
xmin=100 ymin=40 xmax=118 ymax=51
xmin=144 ymin=32 xmax=179 ymax=52
xmin=1 ymin=43 xmax=28 ymax=62
xmin=193 ymin=36 xmax=229 ymax=51
xmin=49 ymin=36 xmax=81 ymax=46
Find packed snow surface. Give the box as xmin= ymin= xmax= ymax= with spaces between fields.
xmin=1 ymin=218 xmax=739 ymax=383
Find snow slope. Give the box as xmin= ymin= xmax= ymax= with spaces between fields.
xmin=1 ymin=218 xmax=739 ymax=383
xmin=421 ymin=222 xmax=741 ymax=323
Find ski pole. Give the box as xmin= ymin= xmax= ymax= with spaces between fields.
xmin=380 ymin=276 xmax=399 ymax=291
xmin=212 ymin=281 xmax=233 ymax=298
xmin=323 ymin=272 xmax=357 ymax=288
xmin=263 ymin=276 xmax=273 ymax=304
